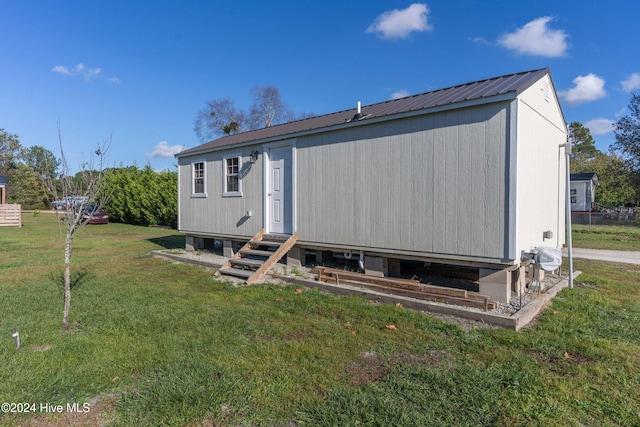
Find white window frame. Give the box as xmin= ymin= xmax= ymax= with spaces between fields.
xmin=191 ymin=160 xmax=207 ymax=198
xmin=222 ymin=153 xmax=243 ymax=197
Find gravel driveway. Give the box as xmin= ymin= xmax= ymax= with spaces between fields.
xmin=563 ymin=248 xmax=640 ymax=265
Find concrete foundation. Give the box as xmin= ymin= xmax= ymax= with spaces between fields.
xmin=223 ymin=240 xmax=235 ymax=258
xmin=185 ymin=236 xmax=196 ymax=252
xmin=186 ymin=236 xmax=205 ymax=252
xmin=388 ymin=258 xmax=401 ymax=277
xmin=287 ymin=246 xmax=306 ymax=267
xmin=513 ymin=266 xmax=526 ymax=296
xmin=479 ymin=268 xmax=511 ymax=303
xmin=365 ymin=256 xmax=388 ymax=277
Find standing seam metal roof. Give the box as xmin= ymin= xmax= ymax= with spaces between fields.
xmin=178 ymin=68 xmax=550 ymax=156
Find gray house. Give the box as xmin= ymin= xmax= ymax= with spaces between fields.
xmin=176 ymin=68 xmax=567 ymax=302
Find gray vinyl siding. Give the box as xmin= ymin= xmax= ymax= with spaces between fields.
xmin=296 ymin=102 xmax=509 ymax=261
xmin=178 ymin=149 xmax=263 ymax=238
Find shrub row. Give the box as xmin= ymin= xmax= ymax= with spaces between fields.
xmin=100 ymin=165 xmax=177 ymax=228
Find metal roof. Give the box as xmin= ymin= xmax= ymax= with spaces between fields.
xmin=570 ymin=172 xmax=599 ymax=185
xmin=178 ymin=68 xmax=551 ymax=157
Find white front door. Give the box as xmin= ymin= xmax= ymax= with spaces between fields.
xmin=267 ymin=145 xmax=292 ymax=234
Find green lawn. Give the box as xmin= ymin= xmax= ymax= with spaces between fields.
xmin=572 ymin=223 xmax=640 ymax=251
xmin=1 ymin=214 xmax=639 ymax=426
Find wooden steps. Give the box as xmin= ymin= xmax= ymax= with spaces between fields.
xmin=313 ymin=266 xmax=498 ymax=311
xmin=216 ymin=229 xmax=298 ymax=285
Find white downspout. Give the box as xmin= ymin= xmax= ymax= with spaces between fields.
xmin=562 ymin=142 xmax=574 ymax=288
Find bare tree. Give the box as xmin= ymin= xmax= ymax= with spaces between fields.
xmin=194 ymin=97 xmax=247 ymax=141
xmin=194 ymin=86 xmax=314 ymax=142
xmin=249 ymin=85 xmax=293 ymax=129
xmin=43 ymin=126 xmax=113 ymax=330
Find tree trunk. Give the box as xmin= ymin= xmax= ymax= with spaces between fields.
xmin=62 ymin=234 xmax=72 ymax=330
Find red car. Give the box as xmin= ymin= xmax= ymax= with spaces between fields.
xmin=81 ymin=206 xmax=109 ymax=224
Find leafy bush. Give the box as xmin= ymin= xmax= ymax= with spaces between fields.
xmin=99 ymin=165 xmax=177 ymax=228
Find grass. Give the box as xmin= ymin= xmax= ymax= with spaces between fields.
xmin=1 ymin=214 xmax=639 ymax=426
xmin=572 ymin=223 xmax=640 ymax=250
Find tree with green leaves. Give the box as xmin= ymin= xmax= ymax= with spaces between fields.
xmin=22 ymin=145 xmax=60 ymax=180
xmin=7 ymin=164 xmax=49 ymax=209
xmin=0 ymin=129 xmax=22 ymax=202
xmin=0 ymin=128 xmax=21 ymax=175
xmin=569 ymin=121 xmax=598 ymax=162
xmin=612 ymin=93 xmax=640 ymax=202
xmin=570 ymin=121 xmax=636 ymax=207
xmin=613 ymin=93 xmax=640 ymax=171
xmin=572 ymin=152 xmax=636 ymax=207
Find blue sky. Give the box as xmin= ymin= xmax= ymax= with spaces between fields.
xmin=1 ymin=1 xmax=639 ymax=172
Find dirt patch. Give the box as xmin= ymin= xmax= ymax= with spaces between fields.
xmin=282 ymin=329 xmax=310 ymax=341
xmin=30 ymin=344 xmax=53 ymax=352
xmin=344 ymin=350 xmax=450 ymax=386
xmin=16 ymin=393 xmax=120 ymax=427
xmin=533 ymin=350 xmax=593 ymax=365
xmin=344 ymin=352 xmax=388 ymax=386
xmin=532 ymin=350 xmax=594 ymax=377
xmin=390 ymin=350 xmax=450 ymax=368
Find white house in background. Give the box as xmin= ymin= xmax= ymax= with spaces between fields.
xmin=176 ymin=68 xmax=568 ymax=303
xmin=570 ymin=173 xmax=598 ymax=212
xmin=0 ymin=175 xmax=6 ymax=204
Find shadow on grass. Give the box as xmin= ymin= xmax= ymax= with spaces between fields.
xmin=50 ymin=268 xmax=95 ymax=293
xmin=148 ymin=234 xmax=186 ymax=250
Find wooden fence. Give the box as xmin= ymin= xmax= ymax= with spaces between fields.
xmin=0 ymin=204 xmax=21 ymax=227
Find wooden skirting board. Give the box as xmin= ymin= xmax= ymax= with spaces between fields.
xmin=313 ymin=266 xmax=498 ymax=311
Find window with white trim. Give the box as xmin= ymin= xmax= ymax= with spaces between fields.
xmin=570 ymin=188 xmax=577 ymax=204
xmin=223 ymin=155 xmax=242 ymax=196
xmin=192 ymin=161 xmax=206 ymax=196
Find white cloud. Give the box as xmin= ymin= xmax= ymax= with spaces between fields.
xmin=51 ymin=65 xmax=72 ymax=75
xmin=584 ymin=118 xmax=615 ymax=136
xmin=559 ymin=73 xmax=606 ymax=106
xmin=621 ymin=72 xmax=640 ymax=92
xmin=470 ymin=36 xmax=491 ymax=45
xmin=74 ymin=63 xmax=102 ymax=81
xmin=390 ymin=89 xmax=410 ymax=100
xmin=366 ymin=3 xmax=432 ymax=39
xmin=498 ymin=16 xmax=568 ymax=57
xmin=148 ymin=141 xmax=186 ymax=158
xmin=51 ymin=63 xmax=119 ymax=83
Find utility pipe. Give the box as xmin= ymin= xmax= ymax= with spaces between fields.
xmin=562 ymin=142 xmax=574 ymax=289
